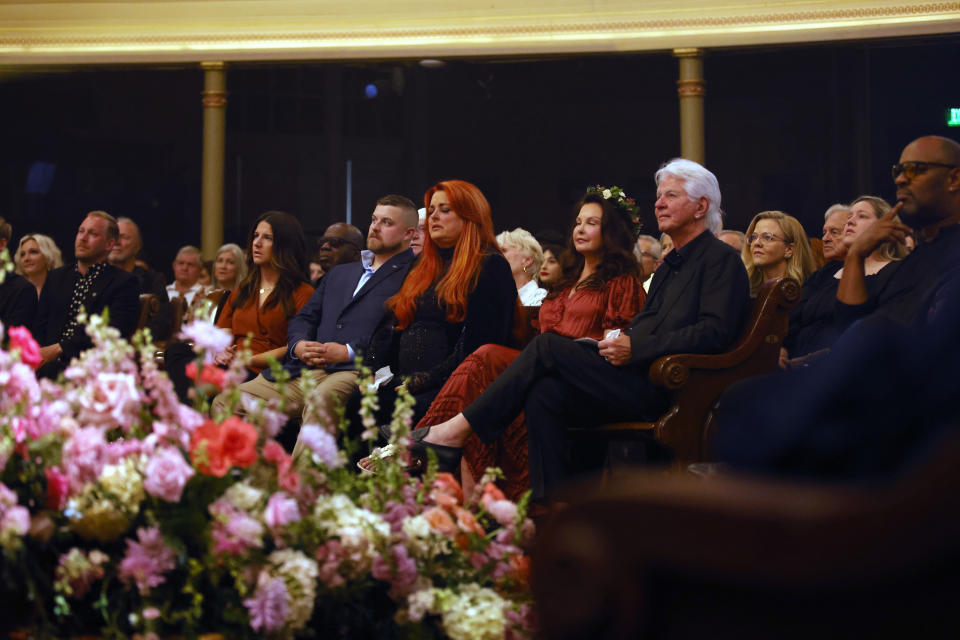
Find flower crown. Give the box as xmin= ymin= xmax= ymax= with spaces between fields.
xmin=586 ymin=185 xmax=643 ymax=236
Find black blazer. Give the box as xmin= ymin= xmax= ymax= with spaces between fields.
xmin=629 ymin=231 xmax=751 ymax=366
xmin=271 ymin=248 xmax=415 ymax=380
xmin=0 ymin=273 xmax=38 ymax=329
xmin=35 ymin=262 xmax=140 ymax=361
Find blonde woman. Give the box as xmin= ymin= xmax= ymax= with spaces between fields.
xmin=742 ymin=211 xmax=817 ymax=296
xmin=15 ymin=233 xmax=63 ymax=297
xmin=839 ymin=196 xmax=908 ymax=269
xmin=496 ymin=227 xmax=547 ymax=306
xmin=213 ymin=242 xmax=247 ymax=291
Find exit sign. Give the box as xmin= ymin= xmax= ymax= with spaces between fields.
xmin=949 ymin=108 xmax=960 ymax=127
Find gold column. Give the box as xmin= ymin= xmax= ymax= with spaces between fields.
xmin=200 ymin=61 xmax=227 ymax=258
xmin=673 ymin=48 xmax=706 ymax=165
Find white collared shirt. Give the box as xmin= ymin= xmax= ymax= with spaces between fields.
xmin=165 ymin=281 xmax=205 ymax=306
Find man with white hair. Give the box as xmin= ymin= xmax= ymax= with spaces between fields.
xmin=408 ymin=158 xmax=751 ymax=500
xmin=633 ymin=234 xmax=661 ymax=292
xmin=821 ymin=203 xmax=851 ymax=263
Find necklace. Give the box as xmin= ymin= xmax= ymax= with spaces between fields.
xmin=259 ymin=285 xmax=275 ymax=295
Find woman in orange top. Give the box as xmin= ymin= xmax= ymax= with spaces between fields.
xmin=412 ymin=188 xmax=645 ymax=500
xmin=214 ymin=210 xmax=314 ymax=377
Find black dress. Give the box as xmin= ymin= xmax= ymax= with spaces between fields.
xmin=347 ymin=246 xmax=517 ymax=438
xmin=785 ymin=260 xmax=899 ymax=359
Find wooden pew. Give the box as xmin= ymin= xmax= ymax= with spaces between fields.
xmin=533 ymin=432 xmax=960 ymax=639
xmin=135 ymin=293 xmax=160 ymax=334
xmin=569 ymin=276 xmax=801 ymax=466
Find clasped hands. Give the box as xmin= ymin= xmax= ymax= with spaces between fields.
xmin=598 ymin=334 xmax=632 ymax=366
xmin=293 ymin=340 xmax=349 ymax=367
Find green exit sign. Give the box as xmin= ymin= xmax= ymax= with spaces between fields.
xmin=949 ymin=108 xmax=960 ymax=127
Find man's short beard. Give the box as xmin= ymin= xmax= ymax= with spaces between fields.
xmin=371 ymin=239 xmax=402 ymax=255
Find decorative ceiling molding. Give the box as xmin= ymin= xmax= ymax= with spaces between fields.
xmin=0 ymin=1 xmax=956 ymax=65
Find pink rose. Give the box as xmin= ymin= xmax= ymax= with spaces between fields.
xmin=7 ymin=326 xmax=41 ymax=369
xmin=264 ymin=492 xmax=301 ymax=530
xmin=485 ymin=499 xmax=519 ymax=527
xmin=143 ymin=447 xmax=195 ymax=502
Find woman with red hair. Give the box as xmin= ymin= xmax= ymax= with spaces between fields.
xmin=406 ymin=187 xmax=645 ymax=499
xmin=351 ymin=179 xmax=517 ymax=432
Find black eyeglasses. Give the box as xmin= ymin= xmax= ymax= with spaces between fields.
xmin=891 ymin=161 xmax=958 ymax=181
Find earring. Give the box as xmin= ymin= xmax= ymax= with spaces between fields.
xmin=522 ymin=265 xmax=527 ymax=274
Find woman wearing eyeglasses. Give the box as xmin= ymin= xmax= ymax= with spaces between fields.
xmin=782 ymin=196 xmax=908 ymax=367
xmin=742 ymin=211 xmax=818 ymax=297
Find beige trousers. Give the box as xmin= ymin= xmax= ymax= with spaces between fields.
xmin=211 ymin=369 xmax=359 ymax=428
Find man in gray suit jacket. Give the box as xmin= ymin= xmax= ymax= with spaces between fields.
xmin=410 ymin=160 xmax=751 ymax=499
xmin=212 ymin=194 xmax=419 ymax=424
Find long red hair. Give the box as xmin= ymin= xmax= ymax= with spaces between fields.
xmin=388 ymin=180 xmax=497 ymax=328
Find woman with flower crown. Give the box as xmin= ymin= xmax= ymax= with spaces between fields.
xmin=407 ymin=187 xmax=645 ymax=500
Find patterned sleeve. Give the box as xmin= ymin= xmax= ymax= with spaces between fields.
xmin=602 ymin=274 xmax=645 ymax=331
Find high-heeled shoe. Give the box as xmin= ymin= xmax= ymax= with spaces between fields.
xmin=408 ymin=426 xmax=462 ymax=475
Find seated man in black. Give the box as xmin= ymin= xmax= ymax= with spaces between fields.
xmin=409 ymin=159 xmax=751 ymax=500
xmin=35 ymin=210 xmax=139 ymax=378
xmin=109 ymin=216 xmax=173 ymax=341
xmin=0 ymin=216 xmax=38 ymax=329
xmin=716 ymin=135 xmax=960 ymax=481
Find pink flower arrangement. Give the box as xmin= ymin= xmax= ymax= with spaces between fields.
xmin=0 ymin=311 xmax=535 ymax=639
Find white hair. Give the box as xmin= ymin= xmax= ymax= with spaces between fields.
xmin=823 ymin=203 xmax=851 ymax=221
xmin=634 ymin=234 xmax=662 ymax=261
xmin=655 ymin=158 xmax=723 ymax=234
xmin=496 ymin=227 xmax=544 ymax=274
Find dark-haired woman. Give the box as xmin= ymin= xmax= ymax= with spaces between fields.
xmin=166 ymin=211 xmax=313 ymax=402
xmin=409 ymin=189 xmax=645 ymax=500
xmin=537 ymin=242 xmax=565 ymax=291
xmin=213 ymin=211 xmax=314 ymax=375
xmin=351 ymin=179 xmax=517 ymax=435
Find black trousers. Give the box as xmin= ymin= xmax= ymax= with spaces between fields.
xmin=463 ymin=333 xmax=669 ymax=499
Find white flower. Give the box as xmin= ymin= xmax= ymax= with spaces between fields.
xmin=407 ymin=587 xmax=442 ymax=622
xmin=313 ymin=493 xmax=390 ymax=553
xmin=180 ymin=320 xmax=232 ymax=361
xmin=602 ymin=188 xmax=612 ymax=199
xmin=298 ymin=425 xmax=342 ymax=468
xmin=223 ymin=482 xmax=265 ymax=512
xmin=99 ymin=458 xmax=145 ymax=511
xmin=269 ymin=549 xmax=319 ymax=631
xmin=402 ymin=515 xmax=452 ymax=559
xmin=440 ymin=584 xmax=507 ymax=640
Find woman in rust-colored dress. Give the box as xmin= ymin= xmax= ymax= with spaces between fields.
xmin=415 ymin=188 xmax=645 ymax=500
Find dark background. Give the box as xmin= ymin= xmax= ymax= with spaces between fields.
xmin=1 ymin=34 xmax=957 ymax=282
